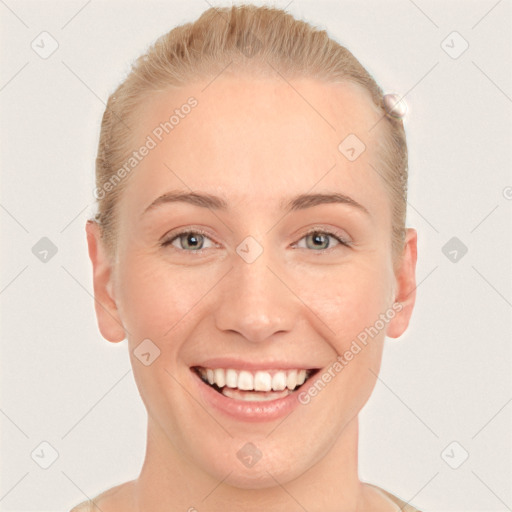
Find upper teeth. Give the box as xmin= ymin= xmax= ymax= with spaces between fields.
xmin=199 ymin=368 xmax=309 ymax=391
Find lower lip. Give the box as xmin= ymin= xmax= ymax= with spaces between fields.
xmin=191 ymin=370 xmax=310 ymax=422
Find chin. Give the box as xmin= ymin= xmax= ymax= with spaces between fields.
xmin=214 ymin=461 xmax=303 ymax=490
xmin=195 ymin=433 xmax=319 ymax=491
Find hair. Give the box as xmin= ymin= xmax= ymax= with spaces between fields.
xmin=92 ymin=4 xmax=408 ymax=267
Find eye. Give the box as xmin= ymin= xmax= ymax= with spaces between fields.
xmin=293 ymin=229 xmax=351 ymax=252
xmin=160 ymin=227 xmax=351 ymax=254
xmin=161 ymin=229 xmax=217 ymax=252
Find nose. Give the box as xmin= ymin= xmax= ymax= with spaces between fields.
xmin=214 ymin=247 xmax=298 ymax=343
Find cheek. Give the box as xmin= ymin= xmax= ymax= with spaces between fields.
xmin=305 ymin=259 xmax=393 ymax=345
xmin=304 ymin=265 xmax=392 ymax=416
xmin=115 ymin=254 xmax=210 ymax=341
xmin=116 ymin=243 xmax=394 ymax=355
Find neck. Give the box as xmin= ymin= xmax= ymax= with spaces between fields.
xmin=132 ymin=414 xmax=365 ymax=511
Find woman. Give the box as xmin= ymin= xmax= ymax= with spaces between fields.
xmin=73 ymin=4 xmax=419 ymax=511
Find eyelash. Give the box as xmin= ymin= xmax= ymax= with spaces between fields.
xmin=160 ymin=227 xmax=352 ymax=255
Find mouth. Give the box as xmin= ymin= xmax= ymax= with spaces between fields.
xmin=191 ymin=366 xmax=320 ymax=402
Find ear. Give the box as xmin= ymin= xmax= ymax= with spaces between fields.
xmin=85 ymin=220 xmax=126 ymax=343
xmin=386 ymin=228 xmax=418 ymax=338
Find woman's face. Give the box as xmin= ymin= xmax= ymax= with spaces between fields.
xmin=88 ymin=75 xmax=417 ymax=488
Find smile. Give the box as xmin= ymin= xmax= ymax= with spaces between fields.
xmin=192 ymin=366 xmax=318 ymax=402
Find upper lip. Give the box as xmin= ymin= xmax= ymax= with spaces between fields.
xmin=192 ymin=358 xmax=321 ymax=371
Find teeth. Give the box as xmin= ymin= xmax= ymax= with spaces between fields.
xmin=197 ymin=367 xmax=312 ymax=392
xmin=225 ymin=369 xmax=238 ymax=388
xmin=271 ymin=372 xmax=287 ymax=391
xmin=214 ymin=368 xmax=225 ymax=387
xmin=286 ymin=369 xmax=297 ymax=390
xmin=222 ymin=387 xmax=291 ymax=401
xmin=254 ymin=371 xmax=272 ymax=391
xmin=238 ymin=371 xmax=253 ymax=390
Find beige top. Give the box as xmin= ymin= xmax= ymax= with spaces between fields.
xmin=70 ymin=483 xmax=422 ymax=511
xmin=368 ymin=483 xmax=422 ymax=511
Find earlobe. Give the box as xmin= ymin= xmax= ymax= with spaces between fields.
xmin=85 ymin=220 xmax=126 ymax=343
xmin=386 ymin=228 xmax=418 ymax=339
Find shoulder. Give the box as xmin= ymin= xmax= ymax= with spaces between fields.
xmin=69 ymin=497 xmax=99 ymax=512
xmin=365 ymin=483 xmax=423 ymax=512
xmin=69 ymin=480 xmax=136 ymax=512
xmin=69 ymin=500 xmax=94 ymax=512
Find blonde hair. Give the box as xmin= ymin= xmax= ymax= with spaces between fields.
xmin=93 ymin=4 xmax=408 ymax=265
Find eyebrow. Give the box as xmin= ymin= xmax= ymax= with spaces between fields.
xmin=141 ymin=190 xmax=370 ymax=216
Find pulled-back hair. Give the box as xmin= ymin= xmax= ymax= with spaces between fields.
xmin=93 ymin=4 xmax=408 ymax=265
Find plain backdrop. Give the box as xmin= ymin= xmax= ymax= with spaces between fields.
xmin=0 ymin=1 xmax=511 ymax=511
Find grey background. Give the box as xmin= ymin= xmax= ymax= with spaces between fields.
xmin=1 ymin=0 xmax=511 ymax=510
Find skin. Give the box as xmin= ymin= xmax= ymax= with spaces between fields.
xmin=85 ymin=73 xmax=417 ymax=512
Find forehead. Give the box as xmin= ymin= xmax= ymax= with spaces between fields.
xmin=120 ymin=74 xmax=387 ymax=216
